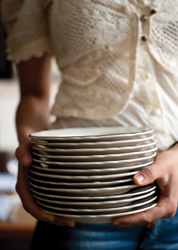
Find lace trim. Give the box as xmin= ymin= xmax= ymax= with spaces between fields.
xmin=6 ymin=37 xmax=52 ymax=63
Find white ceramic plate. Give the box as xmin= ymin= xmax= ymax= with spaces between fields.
xmin=32 ymin=141 xmax=157 ymax=155
xmin=32 ymin=152 xmax=156 ymax=168
xmin=33 ymin=190 xmax=156 ymax=208
xmin=30 ymin=168 xmax=139 ymax=181
xmin=31 ymin=165 xmax=137 ymax=176
xmin=40 ymin=202 xmax=157 ymax=223
xmin=31 ymin=135 xmax=155 ymax=148
xmin=32 ymin=146 xmax=157 ymax=162
xmin=36 ymin=196 xmax=157 ymax=214
xmin=29 ymin=181 xmax=138 ymax=196
xmin=31 ymin=161 xmax=150 ymax=175
xmin=32 ymin=160 xmax=153 ymax=171
xmin=30 ymin=185 xmax=156 ymax=201
xmin=29 ymin=175 xmax=133 ymax=188
xmin=30 ymin=127 xmax=154 ymax=142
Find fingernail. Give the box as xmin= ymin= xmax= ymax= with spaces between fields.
xmin=21 ymin=156 xmax=30 ymax=165
xmin=135 ymin=174 xmax=144 ymax=183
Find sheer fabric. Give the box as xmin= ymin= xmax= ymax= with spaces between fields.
xmin=2 ymin=0 xmax=178 ymax=150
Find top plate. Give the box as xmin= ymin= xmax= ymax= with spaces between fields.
xmin=31 ymin=135 xmax=155 ymax=149
xmin=30 ymin=127 xmax=154 ymax=142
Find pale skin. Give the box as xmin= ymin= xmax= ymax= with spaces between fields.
xmin=15 ymin=54 xmax=178 ymax=229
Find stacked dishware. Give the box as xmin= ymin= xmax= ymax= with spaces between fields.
xmin=29 ymin=126 xmax=158 ymax=223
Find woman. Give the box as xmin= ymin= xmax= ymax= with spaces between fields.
xmin=1 ymin=0 xmax=178 ymax=249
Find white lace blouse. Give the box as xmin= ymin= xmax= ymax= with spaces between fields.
xmin=2 ymin=0 xmax=178 ymax=151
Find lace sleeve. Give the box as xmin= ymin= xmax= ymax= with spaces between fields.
xmin=1 ymin=0 xmax=52 ymax=63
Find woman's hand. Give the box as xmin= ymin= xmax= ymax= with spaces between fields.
xmin=111 ymin=144 xmax=178 ymax=228
xmin=15 ymin=139 xmax=75 ymax=228
xmin=14 ymin=55 xmax=75 ymax=227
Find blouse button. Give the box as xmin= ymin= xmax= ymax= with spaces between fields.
xmin=152 ymin=108 xmax=162 ymax=116
xmin=137 ymin=0 xmax=150 ymax=7
xmin=140 ymin=15 xmax=146 ymax=22
xmin=144 ymin=72 xmax=152 ymax=80
xmin=150 ymin=9 xmax=157 ymax=15
xmin=141 ymin=35 xmax=148 ymax=42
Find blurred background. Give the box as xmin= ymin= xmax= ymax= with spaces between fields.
xmin=0 ymin=15 xmax=61 ymax=250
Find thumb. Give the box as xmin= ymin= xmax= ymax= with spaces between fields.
xmin=15 ymin=140 xmax=32 ymax=167
xmin=133 ymin=162 xmax=159 ymax=186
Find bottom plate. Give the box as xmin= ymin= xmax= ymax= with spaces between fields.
xmin=41 ymin=202 xmax=157 ymax=224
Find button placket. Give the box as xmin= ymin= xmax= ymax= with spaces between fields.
xmin=139 ymin=53 xmax=163 ymax=119
xmin=139 ymin=5 xmax=157 ymax=42
xmin=137 ymin=5 xmax=163 ymax=125
xmin=139 ymin=65 xmax=163 ymax=120
xmin=135 ymin=2 xmax=169 ymax=146
xmin=140 ymin=7 xmax=150 ymax=42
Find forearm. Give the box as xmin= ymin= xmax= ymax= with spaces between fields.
xmin=16 ymin=95 xmax=50 ymax=144
xmin=15 ymin=54 xmax=52 ymax=144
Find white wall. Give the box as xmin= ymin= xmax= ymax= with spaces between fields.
xmin=0 ymin=79 xmax=20 ymax=152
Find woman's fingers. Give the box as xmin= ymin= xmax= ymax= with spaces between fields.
xmin=111 ymin=149 xmax=178 ymax=227
xmin=133 ymin=150 xmax=177 ymax=187
xmin=15 ymin=140 xmax=32 ymax=166
xmin=16 ymin=164 xmax=75 ymax=227
xmin=15 ymin=138 xmax=76 ymax=227
xmin=133 ymin=159 xmax=164 ymax=186
xmin=112 ymin=195 xmax=177 ymax=227
xmin=16 ymin=164 xmax=54 ymax=221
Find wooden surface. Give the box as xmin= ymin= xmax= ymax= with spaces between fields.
xmin=0 ymin=205 xmax=36 ymax=250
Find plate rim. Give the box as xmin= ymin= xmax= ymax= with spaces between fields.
xmin=31 ymin=135 xmax=155 ymax=147
xmin=40 ymin=202 xmax=157 ymax=222
xmin=32 ymin=189 xmax=156 ymax=207
xmin=29 ymin=181 xmax=138 ymax=194
xmin=32 ymin=146 xmax=157 ymax=160
xmin=31 ymin=159 xmax=153 ymax=171
xmin=32 ymin=141 xmax=157 ymax=153
xmin=31 ymin=167 xmax=139 ymax=180
xmin=29 ymin=127 xmax=154 ymax=141
xmin=36 ymin=196 xmax=157 ymax=213
xmin=29 ymin=175 xmax=133 ymax=187
xmin=32 ymin=152 xmax=156 ymax=166
xmin=30 ymin=185 xmax=156 ymax=200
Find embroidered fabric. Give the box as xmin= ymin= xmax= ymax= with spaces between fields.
xmin=148 ymin=0 xmax=178 ymax=75
xmin=2 ymin=0 xmax=178 ymax=124
xmin=50 ymin=0 xmax=138 ymax=119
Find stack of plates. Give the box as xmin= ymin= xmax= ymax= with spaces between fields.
xmin=29 ymin=127 xmax=158 ymax=224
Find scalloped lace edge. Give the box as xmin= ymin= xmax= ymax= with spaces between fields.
xmin=6 ymin=37 xmax=52 ymax=63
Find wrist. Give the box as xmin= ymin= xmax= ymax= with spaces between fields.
xmin=168 ymin=141 xmax=178 ymax=154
